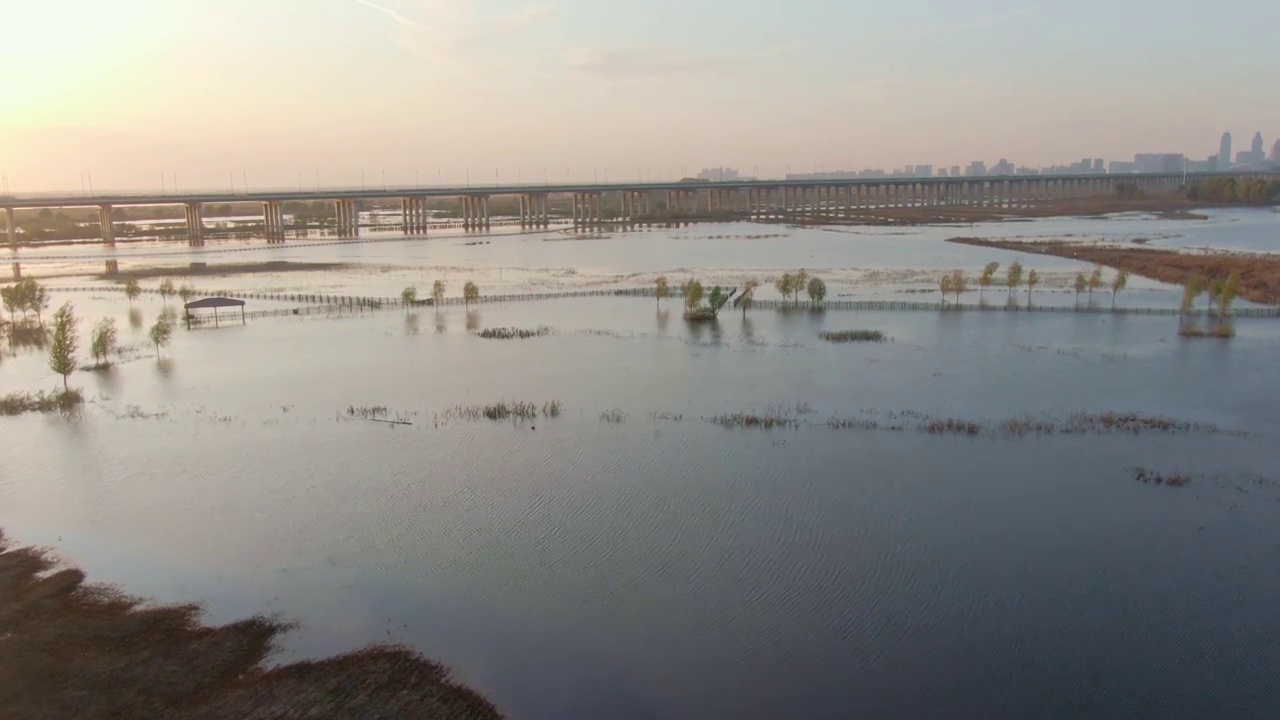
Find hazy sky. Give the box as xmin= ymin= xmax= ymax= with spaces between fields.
xmin=2 ymin=0 xmax=1277 ymax=191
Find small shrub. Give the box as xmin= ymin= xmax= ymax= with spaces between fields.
xmin=820 ymin=330 xmax=887 ymax=343
xmin=600 ymin=408 xmax=626 ymax=423
xmin=477 ymin=326 xmax=552 ymax=340
xmin=683 ymin=307 xmax=718 ymax=322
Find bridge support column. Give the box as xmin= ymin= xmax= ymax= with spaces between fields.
xmin=263 ymin=201 xmax=283 ymax=243
xmin=5 ymin=208 xmax=15 ymax=246
xmin=185 ymin=203 xmax=204 ymax=246
xmin=99 ymin=204 xmax=114 ymax=245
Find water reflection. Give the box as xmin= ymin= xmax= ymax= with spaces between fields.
xmin=434 ymin=312 xmax=447 ymax=334
xmin=128 ymin=309 xmax=143 ymax=330
xmin=740 ymin=316 xmax=755 ymax=343
xmin=155 ymin=357 xmax=175 ymax=379
xmin=655 ymin=309 xmax=669 ymax=335
xmin=404 ymin=312 xmax=420 ymax=336
xmin=465 ymin=310 xmax=480 ymax=331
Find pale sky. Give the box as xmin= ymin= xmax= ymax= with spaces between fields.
xmin=2 ymin=0 xmax=1277 ymax=192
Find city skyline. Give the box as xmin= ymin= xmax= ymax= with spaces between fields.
xmin=3 ymin=0 xmax=1279 ymax=192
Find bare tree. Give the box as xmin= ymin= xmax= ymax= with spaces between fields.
xmin=1026 ymin=269 xmax=1039 ymax=305
xmin=158 ymin=279 xmax=176 ymax=306
xmin=431 ymin=280 xmax=446 ymax=307
xmin=1110 ymin=270 xmax=1129 ymax=310
xmin=736 ymin=280 xmax=759 ymax=317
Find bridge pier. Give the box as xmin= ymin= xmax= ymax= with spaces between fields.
xmin=264 ymin=201 xmax=287 ymax=243
xmin=333 ymin=199 xmax=358 ymax=237
xmin=98 ymin=204 xmax=114 ymax=245
xmin=5 ymin=208 xmax=15 ymax=246
xmin=401 ymin=197 xmax=427 ymax=235
xmin=185 ymin=203 xmax=204 ymax=246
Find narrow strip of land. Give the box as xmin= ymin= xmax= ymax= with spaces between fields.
xmin=0 ymin=531 xmax=502 ymax=719
xmin=947 ymin=237 xmax=1280 ymax=306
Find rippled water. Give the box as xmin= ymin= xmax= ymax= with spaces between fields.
xmin=4 ymin=215 xmax=1280 ymax=719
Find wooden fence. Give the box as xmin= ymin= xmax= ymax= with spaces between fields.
xmin=39 ymin=284 xmax=1280 ymax=319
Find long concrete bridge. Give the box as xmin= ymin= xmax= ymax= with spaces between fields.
xmin=2 ymin=170 xmax=1273 ymax=247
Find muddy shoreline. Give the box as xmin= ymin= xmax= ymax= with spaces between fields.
xmin=0 ymin=530 xmax=503 ymax=719
xmin=947 ymin=237 xmax=1280 ymax=305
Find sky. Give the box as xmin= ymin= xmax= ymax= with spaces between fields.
xmin=1 ymin=0 xmax=1278 ymax=192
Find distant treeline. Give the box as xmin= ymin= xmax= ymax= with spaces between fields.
xmin=1186 ymin=178 xmax=1280 ymax=205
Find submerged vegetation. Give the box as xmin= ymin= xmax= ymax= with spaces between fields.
xmin=0 ymin=388 xmax=84 ymax=416
xmin=820 ymin=330 xmax=887 ymax=343
xmin=477 ymin=326 xmax=552 ymax=340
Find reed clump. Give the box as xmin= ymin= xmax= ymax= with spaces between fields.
xmin=820 ymin=330 xmax=887 ymax=343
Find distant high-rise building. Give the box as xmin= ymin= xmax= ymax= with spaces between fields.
xmin=697 ymin=167 xmax=740 ymax=181
xmin=1251 ymin=132 xmax=1264 ymax=161
xmin=1271 ymin=140 xmax=1280 ymax=163
xmin=1134 ymin=153 xmax=1185 ymax=173
xmin=1219 ymin=132 xmax=1232 ymax=170
xmin=950 ymin=165 xmax=961 ymax=178
xmin=966 ymin=161 xmax=987 ymax=177
xmin=913 ymin=164 xmax=933 ymax=178
xmin=990 ymin=159 xmax=1014 ymax=176
xmin=937 ymin=168 xmax=949 ymax=178
xmin=1093 ymin=159 xmax=1104 ymax=172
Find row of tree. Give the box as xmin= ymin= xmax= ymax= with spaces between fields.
xmin=1186 ymin=178 xmax=1280 ymax=205
xmin=652 ymin=271 xmax=828 ymax=321
xmin=942 ymin=262 xmax=1130 ymax=308
xmin=1 ymin=279 xmax=50 ymax=325
xmin=1180 ymin=272 xmax=1241 ymax=316
xmin=400 ymin=280 xmax=481 ymax=309
xmin=43 ymin=302 xmax=173 ymax=390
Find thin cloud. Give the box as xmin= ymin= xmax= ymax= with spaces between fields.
xmin=351 ymin=0 xmax=424 ymax=28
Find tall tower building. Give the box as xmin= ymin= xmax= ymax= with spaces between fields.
xmin=1219 ymin=132 xmax=1232 ymax=170
xmin=1251 ymin=132 xmax=1264 ymax=162
xmin=1271 ymin=139 xmax=1280 ymax=163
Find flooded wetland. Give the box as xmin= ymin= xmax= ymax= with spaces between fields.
xmin=4 ymin=209 xmax=1280 ymax=719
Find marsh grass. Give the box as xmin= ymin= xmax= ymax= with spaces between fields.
xmin=0 ymin=388 xmax=84 ymax=416
xmin=477 ymin=326 xmax=553 ymax=340
xmin=445 ymin=400 xmax=564 ymax=422
xmin=708 ymin=412 xmax=794 ymax=430
xmin=820 ymin=330 xmax=887 ymax=343
xmin=825 ymin=411 xmax=1218 ymax=438
xmin=0 ymin=530 xmax=502 ymax=719
xmin=599 ymin=408 xmax=627 ymax=423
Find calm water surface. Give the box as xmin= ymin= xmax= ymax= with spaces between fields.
xmin=3 ymin=217 xmax=1280 ymax=718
